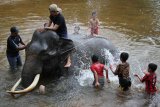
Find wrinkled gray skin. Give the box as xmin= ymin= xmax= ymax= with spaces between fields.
xmin=21 ymin=30 xmax=119 ymax=87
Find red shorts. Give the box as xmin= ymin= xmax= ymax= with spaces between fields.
xmin=91 ymin=27 xmax=98 ymax=35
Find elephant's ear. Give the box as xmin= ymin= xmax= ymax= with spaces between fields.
xmin=58 ymin=38 xmax=75 ymax=55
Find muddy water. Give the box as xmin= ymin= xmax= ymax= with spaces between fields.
xmin=0 ymin=0 xmax=160 ymax=107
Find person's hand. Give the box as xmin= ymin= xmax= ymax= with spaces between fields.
xmin=106 ymin=79 xmax=110 ymax=83
xmin=95 ymin=82 xmax=100 ymax=87
xmin=44 ymin=27 xmax=53 ymax=30
xmin=134 ymin=74 xmax=138 ymax=77
xmin=44 ymin=27 xmax=49 ymax=29
xmin=19 ymin=45 xmax=27 ymax=50
xmin=36 ymin=28 xmax=45 ymax=32
xmin=23 ymin=45 xmax=27 ymax=49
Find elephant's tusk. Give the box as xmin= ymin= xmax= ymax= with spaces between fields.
xmin=11 ymin=78 xmax=22 ymax=92
xmin=7 ymin=74 xmax=40 ymax=94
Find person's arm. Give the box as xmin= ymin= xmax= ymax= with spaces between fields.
xmin=9 ymin=38 xmax=26 ymax=51
xmin=18 ymin=36 xmax=26 ymax=50
xmin=110 ymin=64 xmax=119 ymax=75
xmin=19 ymin=36 xmax=25 ymax=45
xmin=143 ymin=70 xmax=149 ymax=75
xmin=134 ymin=74 xmax=142 ymax=82
xmin=45 ymin=24 xmax=59 ymax=31
xmin=48 ymin=19 xmax=52 ymax=27
xmin=96 ymin=18 xmax=100 ymax=26
xmin=17 ymin=45 xmax=26 ymax=50
xmin=45 ymin=15 xmax=62 ymax=31
xmin=134 ymin=74 xmax=148 ymax=82
xmin=20 ymin=41 xmax=25 ymax=45
xmin=89 ymin=19 xmax=92 ymax=28
xmin=104 ymin=66 xmax=110 ymax=83
xmin=92 ymin=70 xmax=100 ymax=87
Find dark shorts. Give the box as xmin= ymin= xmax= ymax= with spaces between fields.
xmin=58 ymin=33 xmax=68 ymax=39
xmin=119 ymin=77 xmax=131 ymax=90
xmin=93 ymin=77 xmax=105 ymax=88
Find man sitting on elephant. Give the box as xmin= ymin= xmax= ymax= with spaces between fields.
xmin=44 ymin=4 xmax=71 ymax=67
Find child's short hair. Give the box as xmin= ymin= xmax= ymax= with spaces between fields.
xmin=92 ymin=11 xmax=97 ymax=16
xmin=120 ymin=52 xmax=129 ymax=62
xmin=148 ymin=63 xmax=157 ymax=72
xmin=91 ymin=54 xmax=99 ymax=63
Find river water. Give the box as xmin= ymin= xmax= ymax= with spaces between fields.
xmin=0 ymin=0 xmax=160 ymax=107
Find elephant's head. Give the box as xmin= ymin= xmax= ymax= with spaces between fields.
xmin=7 ymin=30 xmax=75 ymax=95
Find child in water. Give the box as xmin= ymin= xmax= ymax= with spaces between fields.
xmin=134 ymin=63 xmax=157 ymax=95
xmin=89 ymin=11 xmax=100 ymax=36
xmin=110 ymin=52 xmax=131 ymax=91
xmin=90 ymin=54 xmax=110 ymax=88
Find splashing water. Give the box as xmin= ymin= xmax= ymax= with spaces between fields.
xmin=148 ymin=37 xmax=157 ymax=45
xmin=76 ymin=69 xmax=94 ymax=87
xmin=102 ymin=49 xmax=119 ymax=66
xmin=135 ymin=60 xmax=145 ymax=77
xmin=76 ymin=49 xmax=119 ymax=86
xmin=103 ymin=49 xmax=119 ymax=82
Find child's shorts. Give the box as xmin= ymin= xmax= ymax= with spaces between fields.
xmin=119 ymin=77 xmax=131 ymax=90
xmin=93 ymin=77 xmax=105 ymax=88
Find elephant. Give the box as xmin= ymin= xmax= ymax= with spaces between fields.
xmin=7 ymin=30 xmax=119 ymax=95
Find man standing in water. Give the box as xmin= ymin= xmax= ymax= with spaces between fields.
xmin=44 ymin=4 xmax=71 ymax=67
xmin=6 ymin=26 xmax=26 ymax=71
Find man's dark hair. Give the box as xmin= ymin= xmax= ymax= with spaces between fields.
xmin=10 ymin=26 xmax=19 ymax=33
xmin=148 ymin=63 xmax=157 ymax=72
xmin=91 ymin=54 xmax=99 ymax=63
xmin=120 ymin=52 xmax=129 ymax=62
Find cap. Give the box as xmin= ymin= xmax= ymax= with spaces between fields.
xmin=49 ymin=4 xmax=61 ymax=12
xmin=10 ymin=26 xmax=19 ymax=33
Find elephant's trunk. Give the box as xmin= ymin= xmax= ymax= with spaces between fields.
xmin=21 ymin=54 xmax=42 ymax=87
xmin=6 ymin=74 xmax=40 ymax=95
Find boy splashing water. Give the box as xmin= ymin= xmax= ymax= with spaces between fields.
xmin=90 ymin=55 xmax=110 ymax=89
xmin=110 ymin=52 xmax=131 ymax=91
xmin=134 ymin=63 xmax=157 ymax=95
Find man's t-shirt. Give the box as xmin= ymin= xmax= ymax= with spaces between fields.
xmin=90 ymin=62 xmax=105 ymax=77
xmin=142 ymin=73 xmax=157 ymax=94
xmin=6 ymin=35 xmax=22 ymax=57
xmin=50 ymin=13 xmax=67 ymax=38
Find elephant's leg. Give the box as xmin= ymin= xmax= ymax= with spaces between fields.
xmin=58 ymin=64 xmax=69 ymax=77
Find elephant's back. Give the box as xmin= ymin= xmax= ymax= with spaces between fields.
xmin=69 ymin=34 xmax=119 ymax=69
xmin=69 ymin=34 xmax=116 ymax=52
